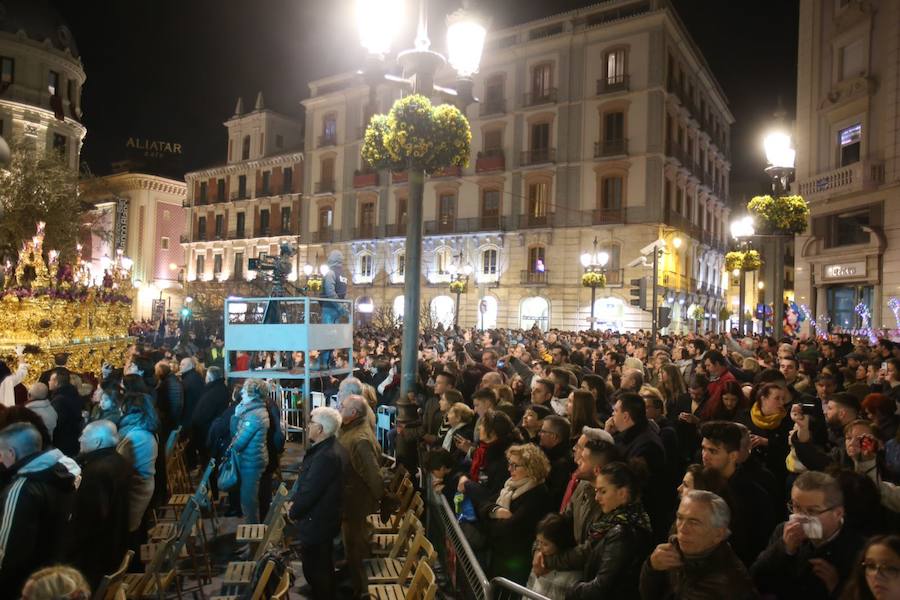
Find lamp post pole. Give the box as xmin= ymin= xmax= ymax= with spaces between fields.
xmin=738 ymin=268 xmax=746 ymax=335
xmin=651 ymin=245 xmax=660 ymax=343
xmin=580 ymin=237 xmax=609 ymax=332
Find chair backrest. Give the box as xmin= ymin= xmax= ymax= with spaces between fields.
xmin=396 ymin=527 xmax=426 ymax=583
xmin=407 ymin=492 xmax=424 ymax=519
xmin=253 ymin=504 xmax=288 ymax=561
xmin=172 ymin=497 xmax=202 ymax=557
xmin=165 ymin=427 xmax=182 ymax=459
xmin=132 ymin=535 xmax=178 ymax=596
xmin=263 ymin=483 xmax=290 ymax=527
xmin=388 ymin=512 xmax=422 ymax=559
xmin=405 ymin=559 xmax=436 ymax=600
xmin=271 ymin=568 xmax=291 ymax=599
xmin=387 ymin=477 xmax=415 ymax=527
xmin=248 ymin=560 xmax=275 ymax=600
xmin=91 ymin=549 xmax=134 ymax=600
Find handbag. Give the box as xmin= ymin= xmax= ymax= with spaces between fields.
xmin=217 ymin=432 xmax=241 ymax=491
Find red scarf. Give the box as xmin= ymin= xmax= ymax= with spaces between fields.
xmin=469 ymin=441 xmax=492 ymax=480
xmin=560 ymin=473 xmax=579 ymax=512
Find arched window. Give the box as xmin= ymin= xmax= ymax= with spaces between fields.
xmin=528 ymin=245 xmax=545 ymax=274
xmin=359 ymin=253 xmax=374 ymax=279
xmin=481 ymin=248 xmax=498 ymax=276
xmin=393 ymin=295 xmax=405 ymax=320
xmin=435 ymin=247 xmax=453 ymax=275
xmin=241 ymin=135 xmax=251 ymax=160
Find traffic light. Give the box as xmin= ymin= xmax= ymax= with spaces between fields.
xmin=658 ymin=306 xmax=672 ymax=328
xmin=629 ymin=277 xmax=648 ymax=311
xmin=180 ymin=306 xmax=192 ymax=320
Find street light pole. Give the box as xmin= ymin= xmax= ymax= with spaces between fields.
xmin=651 ymin=245 xmax=659 ymax=343
xmin=580 ymin=237 xmax=609 ymax=332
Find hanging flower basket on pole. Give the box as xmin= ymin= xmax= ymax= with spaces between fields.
xmin=581 ymin=272 xmax=607 ymax=288
xmin=747 ymin=194 xmax=809 ymax=235
xmin=725 ymin=250 xmax=762 ymax=272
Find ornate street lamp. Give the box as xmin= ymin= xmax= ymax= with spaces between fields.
xmin=580 ymin=237 xmax=609 ymax=331
xmin=447 ymin=252 xmax=473 ymax=328
xmin=763 ymin=124 xmax=796 ymax=336
xmin=730 ymin=216 xmax=755 ymax=335
xmin=356 ymin=0 xmax=487 ymax=401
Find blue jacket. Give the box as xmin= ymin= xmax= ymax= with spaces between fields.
xmin=117 ymin=407 xmax=159 ymax=480
xmin=288 ymin=435 xmax=348 ymax=544
xmin=231 ymin=399 xmax=269 ymax=473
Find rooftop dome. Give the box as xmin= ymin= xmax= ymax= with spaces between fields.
xmin=0 ymin=0 xmax=79 ymax=59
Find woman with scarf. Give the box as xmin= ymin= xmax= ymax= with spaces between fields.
xmin=458 ymin=410 xmax=521 ymax=506
xmin=738 ymin=381 xmax=792 ymax=482
xmin=565 ymin=460 xmax=654 ymax=600
xmin=475 ymin=443 xmax=551 ymax=584
xmin=230 ymin=378 xmax=270 ymax=523
xmin=441 ymin=401 xmax=475 ymax=465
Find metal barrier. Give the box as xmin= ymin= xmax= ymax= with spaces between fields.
xmin=423 ymin=480 xmax=551 ymax=600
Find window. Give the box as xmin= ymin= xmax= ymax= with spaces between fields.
xmin=259 ymin=209 xmax=270 ymax=235
xmin=281 ymin=207 xmax=291 ymax=233
xmin=0 ymin=57 xmax=13 ymax=84
xmin=323 ymin=114 xmax=337 ymax=143
xmin=234 ymin=252 xmax=244 ymax=278
xmin=217 ymin=179 xmax=225 ymax=201
xmin=528 ymin=182 xmax=549 ymax=219
xmin=531 ymin=63 xmax=552 ymax=99
xmin=161 ymin=237 xmax=170 ymax=250
xmin=67 ymin=79 xmax=76 ymax=104
xmin=484 ymin=129 xmax=502 ymax=153
xmin=485 ymin=74 xmax=504 ymax=106
xmin=215 ymin=214 xmax=224 ymax=238
xmin=261 ymin=171 xmax=271 ymax=195
xmin=481 ymin=189 xmax=500 ymax=227
xmin=396 ymin=254 xmax=405 ymax=277
xmin=360 ymin=201 xmax=376 ymax=235
xmin=196 ymin=255 xmax=205 ymax=277
xmin=827 ymin=210 xmax=870 ymax=247
xmin=275 ymin=134 xmax=283 ymax=149
xmin=236 ymin=212 xmax=246 ymax=237
xmin=438 ymin=193 xmax=456 ymax=229
xmin=360 ymin=254 xmax=374 ymax=278
xmin=605 ymin=48 xmax=626 ymax=85
xmin=528 ymin=246 xmax=546 ymax=273
xmin=482 ymin=249 xmax=498 ymax=275
xmin=283 ymin=167 xmax=293 ymax=193
xmin=530 ymin=122 xmax=550 ymax=151
xmin=321 ymin=157 xmax=335 ymax=183
xmin=603 ymin=111 xmax=624 ymax=142
xmin=238 ymin=175 xmax=247 ymax=199
xmin=48 ymin=70 xmax=59 ymax=95
xmin=199 ymin=182 xmax=208 ymax=203
xmin=397 ymin=197 xmax=408 ymax=226
xmin=52 ymin=133 xmax=67 ymax=155
xmin=197 ymin=216 xmax=207 ymax=240
xmin=213 ymin=254 xmax=223 ymax=277
xmin=839 ymin=123 xmax=861 ymax=166
xmin=600 ymin=176 xmax=623 ymax=211
xmin=242 ymin=135 xmax=251 ymax=160
xmin=319 ymin=205 xmax=334 ymax=231
xmin=436 ymin=248 xmax=453 ymax=274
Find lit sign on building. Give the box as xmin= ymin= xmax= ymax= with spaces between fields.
xmin=823 ymin=261 xmax=867 ymax=280
xmin=126 ymin=137 xmax=183 ymax=158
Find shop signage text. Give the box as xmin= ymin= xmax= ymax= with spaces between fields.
xmin=823 ymin=261 xmax=867 ymax=280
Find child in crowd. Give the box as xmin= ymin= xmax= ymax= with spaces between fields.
xmin=526 ymin=514 xmax=581 ymax=600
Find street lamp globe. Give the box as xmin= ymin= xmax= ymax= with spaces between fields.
xmin=319 ymin=264 xmax=330 ymax=276
xmin=446 ymin=10 xmax=487 ymax=77
xmin=303 ymin=264 xmax=313 ymax=277
xmin=732 ymin=268 xmax=741 ymax=277
xmin=758 ymin=281 xmax=765 ymax=290
xmin=462 ymin=264 xmax=473 ymax=276
xmin=447 ymin=264 xmax=458 ymax=275
xmin=672 ymin=237 xmax=682 ymax=249
xmin=730 ymin=215 xmax=755 ymax=239
xmin=764 ymin=130 xmax=795 ymax=170
xmin=580 ymin=252 xmax=592 ymax=268
xmin=356 ymin=0 xmax=404 ymax=56
xmin=597 ymin=251 xmax=610 ymax=268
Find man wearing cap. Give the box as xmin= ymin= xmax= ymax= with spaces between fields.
xmin=789 ymin=392 xmax=861 ymax=471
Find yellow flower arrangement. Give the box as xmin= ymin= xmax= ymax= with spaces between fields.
xmin=581 ymin=272 xmax=607 ymax=288
xmin=725 ymin=250 xmax=762 ymax=272
xmin=307 ymin=278 xmax=322 ymax=294
xmin=361 ymin=94 xmax=471 ymax=173
xmin=691 ymin=305 xmax=706 ymax=321
xmin=449 ymin=280 xmax=467 ymax=294
xmin=747 ymin=194 xmax=809 ymax=235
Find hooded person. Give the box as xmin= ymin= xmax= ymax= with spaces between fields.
xmin=318 ymin=249 xmax=348 ymax=369
xmin=0 ymin=422 xmax=79 ymax=598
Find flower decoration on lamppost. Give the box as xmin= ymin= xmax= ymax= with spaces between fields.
xmin=447 ymin=253 xmax=472 ymax=328
xmin=303 ymin=259 xmax=326 ymax=295
xmin=356 ymin=0 xmax=487 ymax=403
xmin=580 ymin=237 xmax=609 ymax=331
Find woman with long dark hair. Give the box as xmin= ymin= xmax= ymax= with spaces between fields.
xmin=841 ymin=534 xmax=900 ymax=600
xmin=458 ymin=410 xmax=522 ymax=503
xmin=581 ymin=374 xmax=612 ymax=422
xmin=567 ymin=390 xmax=601 ymax=444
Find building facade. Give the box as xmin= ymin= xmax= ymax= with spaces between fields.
xmin=793 ymin=0 xmax=900 ymax=331
xmin=0 ymin=1 xmax=86 ymax=169
xmin=299 ymin=0 xmax=733 ymax=331
xmin=81 ymin=173 xmax=187 ymax=320
xmin=181 ymin=93 xmax=305 ymax=297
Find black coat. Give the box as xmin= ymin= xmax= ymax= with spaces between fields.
xmin=616 ymin=423 xmax=671 ymax=540
xmin=66 ymin=447 xmax=132 ymax=589
xmin=727 ymin=465 xmax=778 ymax=566
xmin=567 ymin=520 xmax=653 ymax=600
xmin=179 ymin=369 xmax=205 ymax=427
xmin=750 ymin=523 xmax=865 ymax=599
xmin=51 ymin=384 xmax=83 ymax=458
xmin=639 ymin=540 xmax=758 ymax=600
xmin=191 ymin=379 xmax=229 ymax=443
xmin=476 ymin=482 xmax=551 ymax=585
xmin=288 ymin=436 xmax=349 ymax=545
xmin=543 ymin=442 xmax=576 ymax=511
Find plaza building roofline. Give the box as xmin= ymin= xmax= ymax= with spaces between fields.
xmin=185 ymin=150 xmax=304 ymax=181
xmin=80 ymin=172 xmax=187 ymax=199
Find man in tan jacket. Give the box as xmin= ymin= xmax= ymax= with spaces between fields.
xmin=338 ymin=395 xmax=384 ymax=597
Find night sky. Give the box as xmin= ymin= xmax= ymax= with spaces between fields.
xmin=48 ymin=0 xmax=798 ymax=194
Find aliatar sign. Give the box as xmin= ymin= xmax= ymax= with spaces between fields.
xmin=125 ymin=137 xmax=183 ymax=157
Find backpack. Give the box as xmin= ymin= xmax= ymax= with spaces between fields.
xmin=239 ymin=550 xmax=291 ymax=600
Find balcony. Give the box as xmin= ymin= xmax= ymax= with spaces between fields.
xmin=479 ymin=99 xmax=506 ymax=117
xmin=353 ymin=170 xmax=379 ymax=188
xmin=256 ymin=228 xmax=271 ymax=237
xmin=594 ymin=138 xmax=627 ymax=158
xmin=523 ymin=88 xmax=558 ymax=107
xmin=230 ymin=191 xmax=249 ymax=201
xmin=431 ymin=165 xmax=462 ymax=178
xmin=314 ymin=180 xmax=336 ymax=195
xmin=521 ymin=270 xmax=549 ymax=285
xmin=353 ymin=225 xmax=376 ymax=239
xmin=388 ymin=223 xmax=407 ymax=237
xmin=228 ymin=230 xmax=245 ymax=240
xmin=317 ymin=134 xmax=337 ymax=148
xmin=425 ymin=219 xmax=456 ymax=235
xmin=310 ymin=229 xmax=335 ymax=243
xmin=592 ymin=208 xmax=624 ymax=225
xmin=796 ymin=160 xmax=884 ymax=201
xmin=596 ymin=75 xmax=629 ymax=95
xmin=604 ymin=268 xmax=624 ymax=287
xmin=180 ymin=234 xmax=190 ymax=243
xmin=521 ymin=213 xmax=553 ymax=229
xmin=476 ymin=149 xmax=505 ymax=173
xmin=479 ymin=215 xmax=501 ymax=230
xmin=520 ymin=148 xmax=556 ymax=166
xmin=392 ymin=171 xmax=408 ymax=184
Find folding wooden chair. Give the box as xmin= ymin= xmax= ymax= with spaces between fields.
xmin=211 ymin=560 xmax=275 ymax=600
xmin=123 ymin=535 xmax=182 ymax=600
xmin=364 ymin=527 xmax=436 ymax=585
xmin=235 ymin=483 xmax=289 ymax=548
xmin=92 ymin=550 xmax=134 ymax=600
xmin=368 ymin=558 xmax=436 ymax=600
xmin=367 ymin=477 xmax=414 ymax=533
xmin=371 ymin=511 xmax=421 ymax=557
xmin=271 ymin=569 xmax=291 ymax=599
xmin=150 ymin=459 xmax=215 ymax=542
xmin=221 ymin=514 xmax=288 ymax=592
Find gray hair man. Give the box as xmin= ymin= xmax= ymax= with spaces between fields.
xmin=642 ymin=490 xmax=754 ymax=599
xmin=79 ymin=420 xmax=119 ymax=455
xmin=26 ymin=382 xmax=58 ymax=439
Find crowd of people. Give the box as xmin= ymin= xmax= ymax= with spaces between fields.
xmin=1 ymin=322 xmax=900 ymax=599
